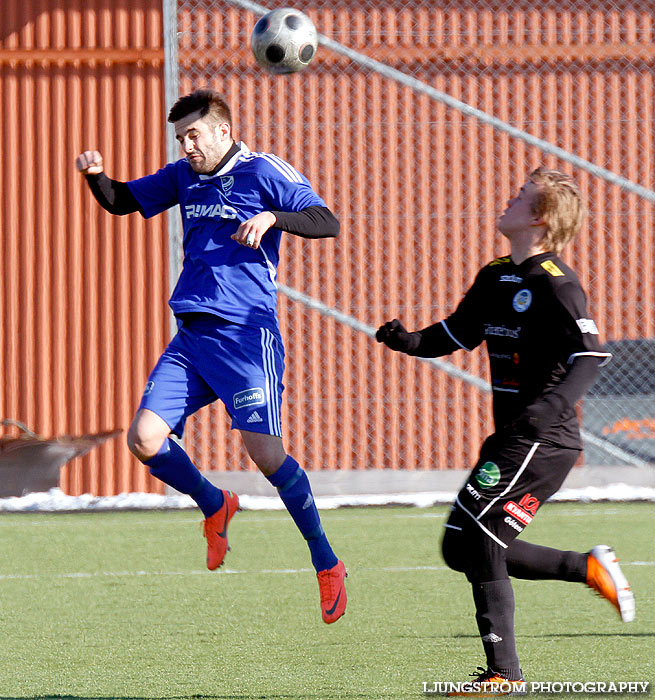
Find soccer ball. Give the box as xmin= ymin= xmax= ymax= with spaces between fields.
xmin=251 ymin=8 xmax=318 ymax=74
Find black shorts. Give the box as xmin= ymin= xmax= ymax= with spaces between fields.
xmin=446 ymin=432 xmax=579 ymax=549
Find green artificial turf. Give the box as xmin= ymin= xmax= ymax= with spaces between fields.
xmin=0 ymin=503 xmax=652 ymax=699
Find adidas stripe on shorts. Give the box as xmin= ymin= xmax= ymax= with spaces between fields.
xmin=138 ymin=313 xmax=284 ymax=438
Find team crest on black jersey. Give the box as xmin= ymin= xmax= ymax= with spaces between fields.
xmin=220 ymin=176 xmax=234 ymax=194
xmin=512 ymin=289 xmax=532 ymax=312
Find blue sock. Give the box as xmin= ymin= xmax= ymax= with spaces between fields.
xmin=267 ymin=456 xmax=338 ymax=572
xmin=145 ymin=438 xmax=224 ymax=518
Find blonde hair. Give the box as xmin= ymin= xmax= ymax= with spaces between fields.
xmin=529 ymin=167 xmax=586 ymax=255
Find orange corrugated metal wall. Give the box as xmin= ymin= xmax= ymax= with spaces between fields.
xmin=181 ymin=1 xmax=655 ymax=478
xmin=1 ymin=2 xmax=653 ymax=494
xmin=0 ymin=0 xmax=168 ymax=495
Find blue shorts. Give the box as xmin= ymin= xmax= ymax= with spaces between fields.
xmin=138 ymin=314 xmax=284 ymax=438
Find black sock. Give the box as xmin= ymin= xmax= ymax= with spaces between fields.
xmin=471 ymin=579 xmax=522 ymax=680
xmin=506 ymin=539 xmax=587 ymax=582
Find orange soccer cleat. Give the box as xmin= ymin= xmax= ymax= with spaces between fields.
xmin=317 ymin=559 xmax=347 ymax=624
xmin=586 ymin=544 xmax=635 ymax=622
xmin=203 ymin=490 xmax=240 ymax=570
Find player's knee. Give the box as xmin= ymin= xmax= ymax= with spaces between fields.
xmin=240 ymin=431 xmax=286 ymax=476
xmin=441 ymin=528 xmax=467 ymax=573
xmin=126 ymin=430 xmax=154 ymax=462
xmin=251 ymin=451 xmax=286 ymax=476
xmin=127 ymin=424 xmax=167 ymax=463
xmin=127 ymin=410 xmax=171 ymax=462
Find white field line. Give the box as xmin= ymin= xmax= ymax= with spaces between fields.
xmin=0 ymin=507 xmax=643 ymax=527
xmin=0 ymin=562 xmax=651 ymax=583
xmin=0 ymin=512 xmax=449 ymax=526
xmin=0 ymin=565 xmax=442 ymax=582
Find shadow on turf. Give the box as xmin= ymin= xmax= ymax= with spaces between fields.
xmin=454 ymin=632 xmax=655 ymax=638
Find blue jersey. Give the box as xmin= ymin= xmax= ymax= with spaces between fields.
xmin=127 ymin=142 xmax=326 ymax=331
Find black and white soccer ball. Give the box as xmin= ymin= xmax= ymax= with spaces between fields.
xmin=251 ymin=8 xmax=318 ymax=74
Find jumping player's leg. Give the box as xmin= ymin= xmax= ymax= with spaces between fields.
xmin=128 ymin=328 xmax=237 ymax=570
xmin=198 ymin=319 xmax=347 ymax=622
xmin=201 ymin=320 xmax=340 ymax=571
xmin=240 ymin=430 xmax=338 ymax=573
xmin=127 ymin=408 xmax=225 ymax=520
xmin=238 ymin=432 xmax=347 ymax=625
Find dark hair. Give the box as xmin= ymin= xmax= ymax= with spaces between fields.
xmin=167 ymin=88 xmax=232 ymax=127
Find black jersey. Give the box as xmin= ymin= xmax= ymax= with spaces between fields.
xmin=439 ymin=252 xmax=610 ymax=448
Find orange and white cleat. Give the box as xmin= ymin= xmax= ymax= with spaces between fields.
xmin=317 ymin=559 xmax=347 ymax=624
xmin=586 ymin=544 xmax=635 ymax=622
xmin=203 ymin=490 xmax=240 ymax=570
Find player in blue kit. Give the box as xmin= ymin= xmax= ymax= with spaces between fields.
xmin=75 ymin=88 xmax=347 ymax=624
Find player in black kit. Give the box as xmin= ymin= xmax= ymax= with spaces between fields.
xmin=377 ymin=168 xmax=635 ymax=696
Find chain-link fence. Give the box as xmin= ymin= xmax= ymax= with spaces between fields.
xmin=167 ymin=0 xmax=655 ymax=473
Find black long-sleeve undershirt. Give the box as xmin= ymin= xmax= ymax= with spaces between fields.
xmin=84 ymin=172 xmax=143 ymax=216
xmin=407 ymin=321 xmax=460 ymax=358
xmin=270 ymin=206 xmax=339 ymax=238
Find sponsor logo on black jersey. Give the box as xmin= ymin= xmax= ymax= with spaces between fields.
xmin=504 ymin=515 xmax=524 ymax=532
xmin=466 ymin=482 xmax=482 ymax=500
xmin=489 ymin=256 xmax=511 ymax=267
xmin=518 ymin=493 xmax=540 ymax=515
xmin=484 ymin=324 xmax=521 ymax=338
xmin=500 ymin=274 xmax=523 ymax=283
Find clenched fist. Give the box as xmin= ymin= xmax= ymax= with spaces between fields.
xmin=75 ymin=150 xmax=104 ymax=175
xmin=375 ymin=319 xmax=420 ymax=354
